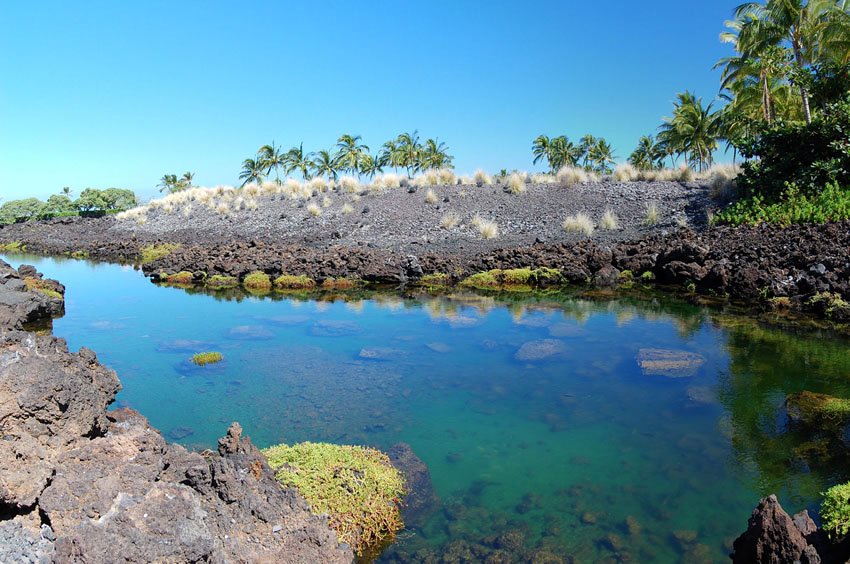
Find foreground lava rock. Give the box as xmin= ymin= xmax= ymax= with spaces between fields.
xmin=731 ymin=495 xmax=850 ymax=563
xmin=0 ymin=259 xmax=352 ymax=563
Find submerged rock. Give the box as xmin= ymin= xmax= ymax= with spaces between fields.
xmin=636 ymin=348 xmax=705 ymax=378
xmin=731 ymin=495 xmax=823 ymax=564
xmin=515 ymin=339 xmax=567 ymax=361
xmin=387 ymin=443 xmax=439 ymax=527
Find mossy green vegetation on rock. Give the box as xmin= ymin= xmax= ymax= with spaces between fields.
xmin=0 ymin=241 xmax=25 ymax=253
xmin=418 ymin=273 xmax=450 ymax=288
xmin=809 ymin=292 xmax=850 ymax=321
xmin=163 ymin=271 xmax=194 ymax=285
xmin=140 ymin=243 xmax=180 ymax=265
xmin=243 ymin=271 xmax=272 ymax=291
xmin=206 ymin=275 xmax=239 ymax=289
xmin=787 ymin=391 xmax=850 ymax=428
xmin=263 ymin=442 xmax=406 ymax=556
xmin=191 ymin=351 xmax=223 ymax=366
xmin=460 ymin=267 xmax=563 ymax=291
xmin=274 ymin=274 xmax=316 ymax=290
xmin=22 ymin=277 xmax=63 ymax=300
xmin=821 ymin=482 xmax=850 ymax=540
xmin=320 ymin=277 xmax=361 ymax=290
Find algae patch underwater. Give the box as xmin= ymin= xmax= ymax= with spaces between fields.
xmin=263 ymin=442 xmax=406 ymax=555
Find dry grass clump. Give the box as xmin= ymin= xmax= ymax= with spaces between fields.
xmin=440 ymin=211 xmax=460 ymax=229
xmin=370 ymin=173 xmax=402 ymax=190
xmin=613 ymin=163 xmax=640 ymax=182
xmin=473 ymin=169 xmax=492 ymax=186
xmin=600 ymin=208 xmax=619 ymax=230
xmin=531 ymin=173 xmax=557 ymax=184
xmin=644 ymin=202 xmax=660 ymax=225
xmin=470 ymin=215 xmax=499 ymax=239
xmin=562 ymin=212 xmax=595 ymax=236
xmin=215 ymin=202 xmax=230 ymax=215
xmin=306 ymin=202 xmax=321 ymax=216
xmin=424 ymin=189 xmax=439 ymax=204
xmin=438 ymin=168 xmax=456 ymax=185
xmin=556 ymin=166 xmax=598 ymax=187
xmin=339 ymin=176 xmax=360 ymax=193
xmin=506 ymin=172 xmax=527 ymax=194
xmin=116 ymin=207 xmax=148 ymax=224
xmin=458 ymin=174 xmax=473 ymax=185
xmin=321 ymin=196 xmax=332 ymax=208
xmin=243 ymin=271 xmax=272 ymax=291
xmin=341 ymin=203 xmax=354 ymax=214
xmin=700 ymin=163 xmax=741 ymax=199
xmin=307 ymin=177 xmax=330 ymax=193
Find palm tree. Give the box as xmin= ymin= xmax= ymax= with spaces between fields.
xmin=359 ymin=153 xmax=384 ymax=179
xmin=579 ymin=134 xmax=597 ymax=169
xmin=659 ymin=91 xmax=719 ymax=172
xmin=61 ymin=186 xmax=73 ymax=198
xmin=258 ymin=143 xmax=286 ymax=183
xmin=238 ymin=159 xmax=265 ymax=187
xmin=158 ymin=174 xmax=178 ymax=193
xmin=396 ymin=131 xmax=422 ymax=177
xmin=532 ymin=135 xmax=551 ymax=170
xmin=734 ymin=0 xmax=837 ymax=123
xmin=548 ymin=136 xmax=582 ymax=170
xmin=379 ymin=140 xmax=400 ymax=173
xmin=181 ymin=171 xmax=194 ymax=189
xmin=629 ymin=136 xmax=665 ymax=170
xmin=286 ymin=143 xmax=313 ymax=180
xmin=333 ymin=134 xmax=369 ymax=176
xmin=588 ymin=138 xmax=616 ymax=174
xmin=311 ymin=149 xmax=338 ymax=181
xmin=421 ymin=138 xmax=453 ymax=170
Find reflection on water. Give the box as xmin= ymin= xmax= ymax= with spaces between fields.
xmin=4 ymin=253 xmax=850 ymax=562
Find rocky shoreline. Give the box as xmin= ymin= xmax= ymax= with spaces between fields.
xmin=2 ymin=216 xmax=849 ymax=324
xmin=0 ymin=259 xmax=353 ymax=562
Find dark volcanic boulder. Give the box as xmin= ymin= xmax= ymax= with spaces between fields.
xmin=731 ymin=495 xmax=821 ymax=564
xmin=387 ymin=443 xmax=439 ymax=527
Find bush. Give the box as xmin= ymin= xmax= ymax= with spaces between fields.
xmin=821 ymin=482 xmax=850 ymax=540
xmin=243 ymin=271 xmax=272 ymax=290
xmin=716 ymin=183 xmax=850 ymax=226
xmin=263 ymin=442 xmax=405 ymax=555
xmin=736 ymin=96 xmax=850 ymax=200
xmin=0 ymin=198 xmax=43 ymax=225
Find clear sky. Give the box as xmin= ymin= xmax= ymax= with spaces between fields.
xmin=1 ymin=1 xmax=741 ymax=201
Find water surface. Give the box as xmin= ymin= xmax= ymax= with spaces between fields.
xmin=5 ymin=253 xmax=850 ymax=562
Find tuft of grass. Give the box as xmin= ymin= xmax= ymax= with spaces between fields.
xmin=506 ymin=172 xmax=527 ymax=194
xmin=822 ymin=481 xmax=850 ymax=540
xmin=322 ymin=277 xmax=360 ymax=290
xmin=437 ymin=168 xmax=457 ymax=185
xmin=461 ymin=270 xmax=501 ymax=288
xmin=700 ymin=163 xmax=741 ymax=199
xmin=321 ymin=196 xmax=332 ymax=208
xmin=473 ymin=169 xmax=492 ymax=186
xmin=459 ymin=267 xmax=562 ymax=291
xmin=341 ymin=203 xmax=354 ymax=215
xmin=531 ymin=173 xmax=557 ymax=184
xmin=274 ymin=274 xmax=317 ymax=290
xmin=243 ymin=271 xmax=272 ymax=291
xmin=556 ymin=166 xmax=598 ymax=186
xmin=613 ymin=163 xmax=640 ymax=182
xmin=206 ymin=275 xmax=238 ymax=289
xmin=809 ymin=291 xmax=850 ymax=320
xmin=0 ymin=241 xmax=25 ymax=253
xmin=644 ymin=202 xmax=660 ymax=226
xmin=306 ymin=202 xmax=321 ymax=217
xmin=215 ymin=202 xmax=230 ymax=215
xmin=140 ymin=243 xmax=180 ymax=265
xmin=470 ymin=215 xmax=499 ymax=239
xmin=440 ymin=212 xmax=460 ymax=229
xmin=424 ymin=188 xmax=439 ymax=204
xmin=163 ymin=271 xmax=194 ymax=285
xmin=562 ymin=212 xmax=595 ymax=236
xmin=191 ymin=351 xmax=223 ymax=366
xmin=599 ymin=208 xmax=619 ymax=230
xmin=263 ymin=442 xmax=406 ymax=556
xmin=339 ymin=176 xmax=360 ymax=193
xmin=419 ymin=273 xmax=450 ymax=287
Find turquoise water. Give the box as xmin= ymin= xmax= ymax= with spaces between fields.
xmin=5 ymin=253 xmax=850 ymax=562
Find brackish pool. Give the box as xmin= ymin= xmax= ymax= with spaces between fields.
xmin=5 ymin=253 xmax=850 ymax=562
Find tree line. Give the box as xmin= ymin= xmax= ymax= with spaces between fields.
xmin=0 ymin=188 xmax=137 ymax=225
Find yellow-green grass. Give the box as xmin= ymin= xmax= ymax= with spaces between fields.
xmin=418 ymin=273 xmax=450 ymax=287
xmin=163 ymin=271 xmax=194 ymax=285
xmin=23 ymin=277 xmax=63 ymax=300
xmin=263 ymin=442 xmax=405 ymax=556
xmin=191 ymin=351 xmax=223 ymax=366
xmin=274 ymin=274 xmax=317 ymax=290
xmin=140 ymin=243 xmax=180 ymax=265
xmin=321 ymin=277 xmax=361 ymax=290
xmin=0 ymin=241 xmax=25 ymax=253
xmin=243 ymin=271 xmax=272 ymax=291
xmin=460 ymin=268 xmax=563 ymax=291
xmin=206 ymin=274 xmax=239 ymax=289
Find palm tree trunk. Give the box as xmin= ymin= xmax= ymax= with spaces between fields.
xmin=792 ymin=38 xmax=812 ymax=124
xmin=762 ymin=74 xmax=773 ymax=124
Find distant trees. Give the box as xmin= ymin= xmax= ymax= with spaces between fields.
xmin=0 ymin=187 xmax=137 ymax=225
xmin=240 ymin=132 xmax=453 ymax=183
xmin=158 ymin=172 xmax=194 ymax=193
xmin=658 ymin=91 xmax=719 ymax=172
xmin=531 ymin=134 xmax=615 ymax=173
xmin=628 ymin=136 xmax=666 ymax=170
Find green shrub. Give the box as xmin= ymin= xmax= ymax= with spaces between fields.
xmin=140 ymin=243 xmax=180 ymax=265
xmin=821 ymin=482 xmax=850 ymax=540
xmin=164 ymin=271 xmax=194 ymax=285
xmin=243 ymin=271 xmax=272 ymax=290
xmin=206 ymin=275 xmax=239 ymax=289
xmin=716 ymin=183 xmax=850 ymax=226
xmin=263 ymin=442 xmax=406 ymax=555
xmin=273 ymin=274 xmax=316 ymax=290
xmin=191 ymin=351 xmax=223 ymax=366
xmin=0 ymin=241 xmax=25 ymax=253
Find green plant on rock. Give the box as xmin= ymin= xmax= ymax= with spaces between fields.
xmin=0 ymin=241 xmax=25 ymax=253
xmin=418 ymin=273 xmax=450 ymax=287
xmin=262 ymin=442 xmax=406 ymax=556
xmin=206 ymin=275 xmax=239 ymax=289
xmin=191 ymin=351 xmax=223 ymax=366
xmin=809 ymin=292 xmax=850 ymax=320
xmin=821 ymin=482 xmax=850 ymax=540
xmin=23 ymin=278 xmax=62 ymax=300
xmin=243 ymin=271 xmax=272 ymax=291
xmin=163 ymin=271 xmax=194 ymax=285
xmin=274 ymin=274 xmax=316 ymax=290
xmin=140 ymin=243 xmax=180 ymax=265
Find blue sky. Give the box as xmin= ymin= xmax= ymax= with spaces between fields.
xmin=1 ymin=1 xmax=740 ymax=201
